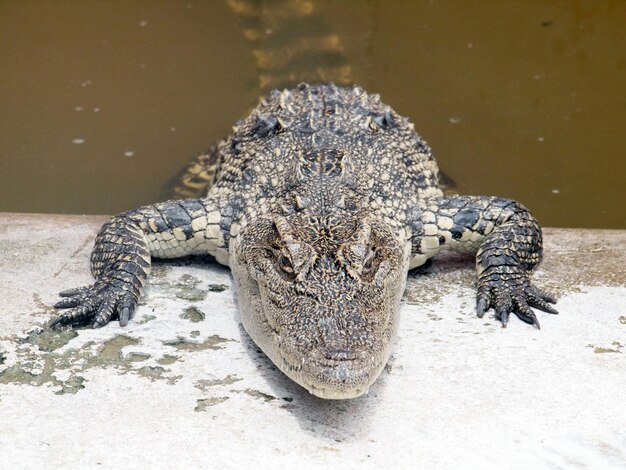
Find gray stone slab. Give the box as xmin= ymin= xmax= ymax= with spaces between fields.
xmin=0 ymin=213 xmax=625 ymax=469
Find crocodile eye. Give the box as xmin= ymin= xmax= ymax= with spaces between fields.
xmin=278 ymin=255 xmax=294 ymax=274
xmin=361 ymin=247 xmax=377 ymax=275
xmin=363 ymin=258 xmax=373 ymax=271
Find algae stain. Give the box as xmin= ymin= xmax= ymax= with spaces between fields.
xmin=96 ymin=335 xmax=140 ymax=363
xmin=82 ymin=336 xmax=183 ymax=382
xmin=136 ymin=365 xmax=167 ymax=381
xmin=244 ymin=388 xmax=276 ymax=402
xmin=127 ymin=352 xmax=151 ymax=362
xmin=148 ymin=272 xmax=207 ymax=301
xmin=164 ymin=335 xmax=232 ymax=351
xmin=180 ymin=306 xmax=206 ymax=323
xmin=19 ymin=327 xmax=78 ymax=352
xmin=593 ymin=347 xmax=621 ymax=354
xmin=588 ymin=341 xmax=623 ymax=354
xmin=174 ymin=274 xmax=206 ymax=301
xmin=157 ymin=354 xmax=179 ymax=365
xmin=137 ymin=314 xmax=157 ymax=324
xmin=0 ymin=364 xmax=41 ymax=386
xmin=195 ymin=396 xmax=229 ymax=411
xmin=0 ymin=334 xmax=180 ymax=393
xmin=55 ymin=375 xmax=86 ymax=395
xmin=232 ymin=388 xmax=276 ymax=402
xmin=175 ymin=290 xmax=206 ymax=302
xmin=0 ymin=350 xmax=85 ymax=395
xmin=194 ymin=375 xmax=242 ymax=392
xmin=208 ymin=284 xmax=229 ymax=292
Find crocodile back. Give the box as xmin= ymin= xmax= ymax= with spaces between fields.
xmin=210 ymin=83 xmax=442 ymax=230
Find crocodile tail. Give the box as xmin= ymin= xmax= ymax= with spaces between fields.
xmin=438 ymin=170 xmax=457 ymax=195
xmin=227 ymin=0 xmax=353 ymax=93
xmin=167 ymin=0 xmax=355 ymax=200
xmin=166 ymin=145 xmax=223 ymax=199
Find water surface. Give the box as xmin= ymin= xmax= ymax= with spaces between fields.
xmin=0 ymin=0 xmax=624 ymax=228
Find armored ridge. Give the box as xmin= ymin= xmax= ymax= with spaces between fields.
xmin=50 ymin=83 xmax=557 ymax=399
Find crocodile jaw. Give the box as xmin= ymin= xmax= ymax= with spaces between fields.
xmin=275 ymin=342 xmax=391 ymax=399
xmin=232 ymin=244 xmax=408 ymax=399
xmin=236 ymin=280 xmax=396 ymax=399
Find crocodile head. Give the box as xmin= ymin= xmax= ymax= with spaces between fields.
xmin=233 ymin=195 xmax=410 ymax=399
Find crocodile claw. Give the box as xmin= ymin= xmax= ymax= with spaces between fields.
xmin=497 ymin=308 xmax=509 ymax=328
xmin=58 ymin=286 xmax=91 ymax=297
xmin=476 ymin=271 xmax=557 ymax=329
xmin=50 ymin=280 xmax=138 ymax=329
xmin=47 ymin=315 xmax=66 ymax=329
xmin=54 ymin=296 xmax=85 ymax=309
xmin=118 ymin=307 xmax=131 ymax=327
xmin=476 ymin=297 xmax=488 ymax=318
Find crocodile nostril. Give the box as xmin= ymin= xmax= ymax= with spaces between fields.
xmin=325 ymin=348 xmax=356 ymax=361
xmin=336 ymin=362 xmax=348 ymax=383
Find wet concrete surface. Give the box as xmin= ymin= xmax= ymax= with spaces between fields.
xmin=0 ymin=213 xmax=625 ymax=469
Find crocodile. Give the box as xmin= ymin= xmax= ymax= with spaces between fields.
xmin=50 ymin=83 xmax=558 ymax=399
xmin=171 ymin=0 xmax=455 ymax=200
xmin=170 ymin=0 xmax=356 ymax=200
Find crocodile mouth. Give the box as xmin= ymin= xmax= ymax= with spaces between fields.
xmin=306 ymin=378 xmax=376 ymax=400
xmin=277 ymin=346 xmax=384 ymax=399
xmin=239 ymin=279 xmax=390 ymax=399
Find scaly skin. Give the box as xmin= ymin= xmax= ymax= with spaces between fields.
xmin=51 ymin=84 xmax=557 ymax=399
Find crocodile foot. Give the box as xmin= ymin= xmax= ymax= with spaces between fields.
xmin=49 ymin=281 xmax=138 ymax=329
xmin=475 ymin=271 xmax=558 ymax=329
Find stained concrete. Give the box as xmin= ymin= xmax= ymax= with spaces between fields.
xmin=0 ymin=213 xmax=625 ymax=469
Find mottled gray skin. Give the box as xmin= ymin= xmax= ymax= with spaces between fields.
xmin=51 ymin=84 xmax=557 ymax=399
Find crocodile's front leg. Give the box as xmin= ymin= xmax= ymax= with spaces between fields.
xmin=50 ymin=197 xmax=225 ymax=328
xmin=409 ymin=196 xmax=557 ymax=328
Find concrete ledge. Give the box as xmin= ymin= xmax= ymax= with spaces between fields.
xmin=0 ymin=213 xmax=625 ymax=469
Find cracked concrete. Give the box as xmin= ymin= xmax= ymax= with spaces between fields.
xmin=0 ymin=213 xmax=625 ymax=469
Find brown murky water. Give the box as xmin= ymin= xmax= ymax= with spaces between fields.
xmin=1 ymin=0 xmax=624 ymax=228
